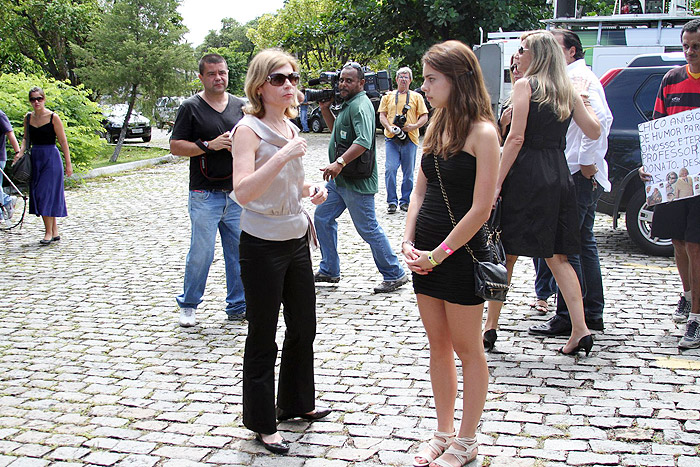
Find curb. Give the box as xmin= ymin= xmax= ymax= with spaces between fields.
xmin=71 ymin=154 xmax=180 ymax=180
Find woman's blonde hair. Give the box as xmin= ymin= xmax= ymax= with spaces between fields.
xmin=244 ymin=48 xmax=299 ymax=119
xmin=421 ymin=40 xmax=494 ymax=158
xmin=519 ymin=30 xmax=575 ymax=122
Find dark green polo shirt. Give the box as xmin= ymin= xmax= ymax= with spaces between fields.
xmin=328 ymin=91 xmax=378 ymax=194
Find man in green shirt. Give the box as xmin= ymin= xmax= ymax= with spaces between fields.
xmin=315 ymin=62 xmax=408 ymax=293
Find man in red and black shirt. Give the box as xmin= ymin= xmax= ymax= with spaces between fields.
xmin=644 ymin=19 xmax=700 ymax=349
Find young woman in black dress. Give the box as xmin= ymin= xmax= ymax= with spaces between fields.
xmin=402 ymin=41 xmax=500 ymax=467
xmin=494 ymin=31 xmax=601 ymax=356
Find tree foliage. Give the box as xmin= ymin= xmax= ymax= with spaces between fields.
xmin=73 ymin=0 xmax=194 ymax=161
xmin=0 ymin=0 xmax=100 ymax=84
xmin=247 ymin=0 xmax=391 ymax=79
xmin=0 ymin=72 xmax=105 ymax=172
xmin=344 ymin=0 xmax=550 ymax=74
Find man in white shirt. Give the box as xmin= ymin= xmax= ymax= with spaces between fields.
xmin=530 ymin=29 xmax=614 ymax=337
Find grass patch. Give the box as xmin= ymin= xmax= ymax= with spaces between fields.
xmin=92 ymin=145 xmax=170 ymax=169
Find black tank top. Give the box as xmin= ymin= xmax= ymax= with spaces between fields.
xmin=28 ymin=113 xmax=57 ymax=145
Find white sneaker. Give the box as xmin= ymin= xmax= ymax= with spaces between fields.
xmin=4 ymin=196 xmax=17 ymax=220
xmin=179 ymin=307 xmax=196 ymax=327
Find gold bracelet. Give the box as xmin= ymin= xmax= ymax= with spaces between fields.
xmin=427 ymin=252 xmax=439 ymax=267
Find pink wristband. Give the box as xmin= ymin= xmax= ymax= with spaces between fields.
xmin=440 ymin=242 xmax=454 ymax=256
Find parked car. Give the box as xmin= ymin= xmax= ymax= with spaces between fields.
xmin=153 ymin=96 xmax=184 ymax=130
xmin=598 ymin=53 xmax=686 ymax=256
xmin=102 ymin=105 xmax=152 ymax=143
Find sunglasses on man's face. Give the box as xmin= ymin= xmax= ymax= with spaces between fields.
xmin=266 ymin=72 xmax=300 ymax=87
xmin=29 ymin=96 xmax=45 ymax=103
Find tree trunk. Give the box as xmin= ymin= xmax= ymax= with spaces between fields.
xmin=110 ymin=84 xmax=139 ymax=163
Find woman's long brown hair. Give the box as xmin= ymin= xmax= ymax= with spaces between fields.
xmin=422 ymin=41 xmax=495 ymax=159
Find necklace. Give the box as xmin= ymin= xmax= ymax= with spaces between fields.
xmin=266 ymin=118 xmax=290 ymax=139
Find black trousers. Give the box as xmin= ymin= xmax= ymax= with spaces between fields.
xmin=240 ymin=231 xmax=317 ymax=434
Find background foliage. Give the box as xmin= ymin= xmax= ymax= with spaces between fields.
xmin=0 ymin=0 xmax=100 ymax=84
xmin=0 ymin=73 xmax=105 ymax=172
xmin=73 ymin=0 xmax=193 ymax=161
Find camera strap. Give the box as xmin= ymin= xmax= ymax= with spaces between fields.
xmin=394 ymin=90 xmax=410 ymax=118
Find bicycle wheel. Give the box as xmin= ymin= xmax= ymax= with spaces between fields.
xmin=0 ymin=193 xmax=28 ymax=230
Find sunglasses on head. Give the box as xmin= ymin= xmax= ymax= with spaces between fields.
xmin=29 ymin=96 xmax=45 ymax=103
xmin=266 ymin=72 xmax=300 ymax=87
xmin=518 ymin=46 xmax=529 ymax=55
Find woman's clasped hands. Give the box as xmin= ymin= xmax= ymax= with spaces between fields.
xmin=402 ymin=242 xmax=434 ymax=275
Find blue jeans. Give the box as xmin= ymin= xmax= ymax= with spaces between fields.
xmin=384 ymin=138 xmax=417 ymax=206
xmin=556 ymin=172 xmax=605 ymax=321
xmin=176 ymin=190 xmax=246 ymax=316
xmin=300 ymin=105 xmax=309 ymax=132
xmin=0 ymin=161 xmax=11 ymax=211
xmin=533 ymin=257 xmax=558 ymax=300
xmin=314 ymin=180 xmax=405 ymax=281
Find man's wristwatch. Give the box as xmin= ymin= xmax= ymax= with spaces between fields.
xmin=195 ymin=139 xmax=212 ymax=153
xmin=336 ymin=156 xmax=346 ymax=167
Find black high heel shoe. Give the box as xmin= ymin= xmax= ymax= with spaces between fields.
xmin=558 ymin=334 xmax=593 ymax=356
xmin=255 ymin=433 xmax=290 ymax=454
xmin=483 ymin=329 xmax=497 ymax=352
xmin=276 ymin=407 xmax=332 ymax=422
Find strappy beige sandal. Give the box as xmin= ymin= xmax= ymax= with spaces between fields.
xmin=413 ymin=430 xmax=456 ymax=467
xmin=430 ymin=436 xmax=478 ymax=467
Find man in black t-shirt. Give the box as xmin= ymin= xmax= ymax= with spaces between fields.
xmin=170 ymin=53 xmax=246 ymax=327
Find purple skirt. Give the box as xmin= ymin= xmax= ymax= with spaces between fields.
xmin=29 ymin=144 xmax=67 ymax=217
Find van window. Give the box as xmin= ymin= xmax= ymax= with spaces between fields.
xmin=634 ymin=74 xmax=664 ymax=120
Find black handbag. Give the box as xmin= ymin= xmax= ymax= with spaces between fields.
xmin=433 ymin=155 xmax=510 ymax=302
xmin=334 ymin=136 xmax=375 ymax=179
xmin=12 ymin=114 xmax=32 ymax=184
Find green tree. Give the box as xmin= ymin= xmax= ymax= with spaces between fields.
xmin=246 ymin=0 xmax=390 ymax=79
xmin=197 ymin=18 xmax=256 ymax=60
xmin=0 ymin=72 xmax=105 ymax=172
xmin=74 ymin=0 xmax=194 ymax=162
xmin=344 ymin=0 xmax=550 ymax=74
xmin=0 ymin=0 xmax=100 ymax=84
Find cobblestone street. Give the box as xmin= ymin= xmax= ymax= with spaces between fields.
xmin=1 ymin=132 xmax=699 ymax=466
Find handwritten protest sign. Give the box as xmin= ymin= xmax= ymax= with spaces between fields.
xmin=639 ymin=107 xmax=700 ymax=206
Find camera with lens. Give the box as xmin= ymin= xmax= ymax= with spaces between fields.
xmin=391 ymin=104 xmax=411 ymax=142
xmin=390 ymin=125 xmax=407 ymax=142
xmin=305 ymin=67 xmax=392 ymax=108
xmin=305 ymin=71 xmax=340 ymax=104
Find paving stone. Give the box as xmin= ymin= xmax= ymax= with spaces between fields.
xmin=82 ymin=451 xmax=125 ymax=466
xmin=567 ymin=451 xmax=619 ymax=465
xmin=0 ymin=133 xmax=698 ymax=466
xmin=620 ymin=454 xmax=675 ymax=466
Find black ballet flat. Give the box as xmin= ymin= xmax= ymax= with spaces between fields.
xmin=255 ymin=433 xmax=290 ymax=454
xmin=483 ymin=329 xmax=497 ymax=352
xmin=558 ymin=334 xmax=593 ymax=357
xmin=276 ymin=407 xmax=333 ymax=422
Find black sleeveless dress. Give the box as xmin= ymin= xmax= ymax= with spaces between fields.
xmin=413 ymin=151 xmax=490 ymax=306
xmin=500 ymin=100 xmax=579 ymax=258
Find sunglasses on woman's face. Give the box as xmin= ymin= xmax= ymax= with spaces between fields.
xmin=266 ymin=72 xmax=300 ymax=87
xmin=29 ymin=96 xmax=45 ymax=103
xmin=518 ymin=46 xmax=529 ymax=55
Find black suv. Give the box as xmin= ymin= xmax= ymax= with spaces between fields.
xmin=598 ymin=53 xmax=686 ymax=256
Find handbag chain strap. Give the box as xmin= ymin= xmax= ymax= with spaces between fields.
xmin=433 ymin=155 xmax=486 ymax=263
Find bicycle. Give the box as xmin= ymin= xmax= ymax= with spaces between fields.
xmin=0 ymin=165 xmax=28 ymax=231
